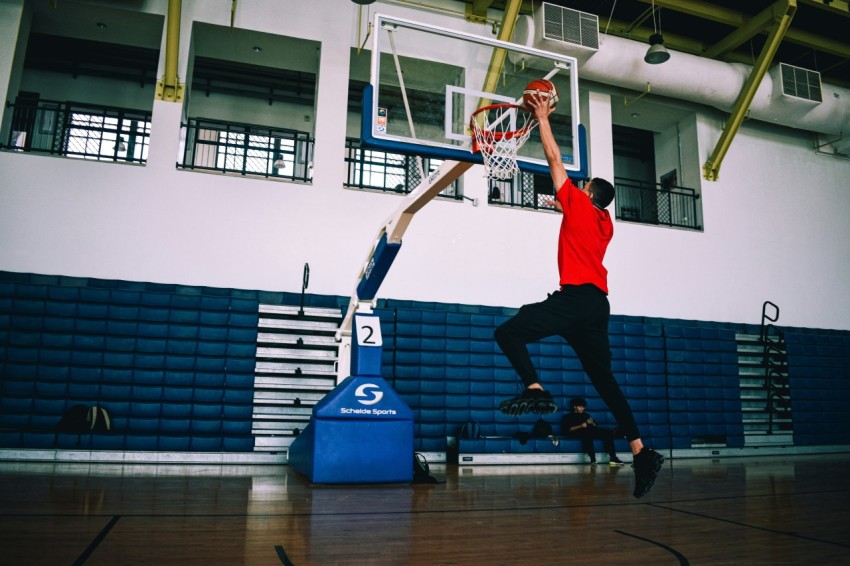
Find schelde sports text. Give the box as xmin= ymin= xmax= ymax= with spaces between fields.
xmin=339 ymin=407 xmax=398 ymax=416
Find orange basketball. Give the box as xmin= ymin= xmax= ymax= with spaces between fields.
xmin=523 ymin=79 xmax=559 ymax=110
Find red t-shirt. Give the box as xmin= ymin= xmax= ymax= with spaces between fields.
xmin=555 ymin=178 xmax=613 ymax=294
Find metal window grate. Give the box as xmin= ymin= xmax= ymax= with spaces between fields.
xmin=180 ymin=118 xmax=313 ymax=182
xmin=2 ymin=99 xmax=151 ymax=163
xmin=488 ymin=171 xmax=557 ymax=211
xmin=344 ymin=138 xmax=461 ymax=199
xmin=614 ymin=177 xmax=702 ymax=230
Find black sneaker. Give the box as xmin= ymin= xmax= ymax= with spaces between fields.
xmin=632 ymin=448 xmax=664 ymax=498
xmin=609 ymin=456 xmax=625 ymax=466
xmin=498 ymin=388 xmax=557 ymax=416
xmin=589 ymin=455 xmax=597 ymax=465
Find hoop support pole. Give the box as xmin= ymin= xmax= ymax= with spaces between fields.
xmin=337 ymin=159 xmax=473 ymax=341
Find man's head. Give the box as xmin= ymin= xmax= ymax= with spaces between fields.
xmin=582 ymin=177 xmax=615 ymax=209
xmin=570 ymin=396 xmax=587 ymax=413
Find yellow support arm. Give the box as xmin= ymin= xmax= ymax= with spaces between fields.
xmin=477 ymin=0 xmax=522 ymax=109
xmin=156 ymin=0 xmax=185 ymax=102
xmin=703 ymin=0 xmax=797 ymax=182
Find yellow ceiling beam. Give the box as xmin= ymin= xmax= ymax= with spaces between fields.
xmin=634 ymin=0 xmax=746 ymax=26
xmin=598 ymin=21 xmax=772 ymax=71
xmin=602 ymin=17 xmax=705 ymax=47
xmin=466 ymin=0 xmax=493 ymax=23
xmin=703 ymin=0 xmax=797 ymax=181
xmin=156 ymin=0 xmax=184 ymax=102
xmin=478 ymin=0 xmax=522 ymax=109
xmin=471 ymin=0 xmax=495 ymax=16
xmin=799 ymin=0 xmax=850 ymax=16
xmin=784 ymin=28 xmax=850 ymax=59
xmin=623 ymin=7 xmax=655 ymax=33
xmin=636 ymin=0 xmax=850 ymax=62
xmin=704 ymin=0 xmax=789 ymax=59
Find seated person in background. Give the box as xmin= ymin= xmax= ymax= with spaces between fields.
xmin=561 ymin=396 xmax=625 ymax=466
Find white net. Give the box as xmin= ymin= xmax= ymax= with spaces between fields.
xmin=470 ymin=104 xmax=537 ymax=180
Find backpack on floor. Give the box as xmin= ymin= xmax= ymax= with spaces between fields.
xmin=55 ymin=404 xmax=91 ymax=437
xmin=87 ymin=404 xmax=111 ymax=433
xmin=54 ymin=403 xmax=111 ymax=447
xmin=412 ymin=452 xmax=443 ymax=484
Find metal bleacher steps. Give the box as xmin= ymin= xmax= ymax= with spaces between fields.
xmin=736 ymin=332 xmax=793 ymax=446
xmin=252 ymin=305 xmax=342 ymax=453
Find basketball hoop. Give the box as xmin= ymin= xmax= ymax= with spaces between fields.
xmin=470 ymin=103 xmax=538 ymax=180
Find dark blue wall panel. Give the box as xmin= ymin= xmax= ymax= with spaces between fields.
xmin=0 ymin=272 xmax=258 ymax=452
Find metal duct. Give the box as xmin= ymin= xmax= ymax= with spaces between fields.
xmin=514 ymin=14 xmax=849 ymax=147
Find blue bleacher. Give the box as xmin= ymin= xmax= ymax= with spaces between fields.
xmin=0 ymin=272 xmax=259 ymax=453
xmin=381 ymin=301 xmax=763 ymax=456
xmin=3 ymin=271 xmax=849 ymax=458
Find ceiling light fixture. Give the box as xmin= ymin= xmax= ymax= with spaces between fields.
xmin=644 ymin=0 xmax=670 ymax=65
xmin=252 ymin=46 xmax=263 ymax=53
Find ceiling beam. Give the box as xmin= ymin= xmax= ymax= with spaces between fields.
xmin=602 ymin=17 xmax=717 ymax=55
xmin=634 ymin=0 xmax=746 ymax=26
xmin=704 ymin=1 xmax=787 ymax=59
xmin=600 ymin=16 xmax=812 ymax=71
xmin=784 ymin=28 xmax=850 ymax=59
xmin=703 ymin=0 xmax=797 ymax=181
xmin=624 ymin=7 xmax=655 ymax=33
xmin=631 ymin=0 xmax=850 ymax=70
xmin=469 ymin=0 xmax=495 ymax=19
xmin=798 ymin=0 xmax=850 ymax=17
xmin=479 ymin=0 xmax=522 ymax=107
xmin=156 ymin=0 xmax=184 ymax=102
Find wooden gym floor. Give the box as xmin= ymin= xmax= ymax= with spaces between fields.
xmin=1 ymin=453 xmax=848 ymax=565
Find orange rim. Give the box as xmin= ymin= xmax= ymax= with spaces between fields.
xmin=470 ymin=103 xmax=533 ymax=154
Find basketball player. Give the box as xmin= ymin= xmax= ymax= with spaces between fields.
xmin=494 ymin=90 xmax=664 ymax=498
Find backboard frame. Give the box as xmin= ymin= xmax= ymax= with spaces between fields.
xmin=362 ymin=13 xmax=587 ymax=179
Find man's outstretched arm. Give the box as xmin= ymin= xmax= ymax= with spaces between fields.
xmin=526 ymin=94 xmax=567 ymax=190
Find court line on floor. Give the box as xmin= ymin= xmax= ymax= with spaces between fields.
xmin=649 ymin=503 xmax=850 ymax=549
xmin=72 ymin=515 xmax=121 ymax=565
xmin=614 ymin=529 xmax=689 ymax=565
xmin=275 ymin=544 xmax=295 ymax=566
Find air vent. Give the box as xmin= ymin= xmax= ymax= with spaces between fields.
xmin=542 ymin=2 xmax=599 ymax=50
xmin=780 ymin=63 xmax=822 ymax=103
xmin=513 ymin=2 xmax=599 ymax=63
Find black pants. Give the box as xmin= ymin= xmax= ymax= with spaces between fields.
xmin=494 ymin=284 xmax=640 ymax=441
xmin=569 ymin=427 xmax=618 ymax=458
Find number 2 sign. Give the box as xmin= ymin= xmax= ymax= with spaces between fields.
xmin=355 ymin=315 xmax=383 ymax=347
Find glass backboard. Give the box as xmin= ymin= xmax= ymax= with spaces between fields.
xmin=363 ymin=14 xmax=584 ymax=177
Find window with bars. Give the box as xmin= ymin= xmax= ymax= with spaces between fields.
xmin=614 ymin=177 xmax=701 ymax=230
xmin=344 ymin=138 xmax=461 ymax=199
xmin=181 ymin=118 xmax=313 ymax=182
xmin=2 ymin=98 xmax=151 ymax=163
xmin=488 ymin=170 xmax=558 ymax=211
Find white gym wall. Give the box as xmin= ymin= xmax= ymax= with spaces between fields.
xmin=0 ymin=0 xmax=848 ymax=330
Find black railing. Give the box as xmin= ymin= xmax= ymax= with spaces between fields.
xmin=614 ymin=177 xmax=701 ymax=230
xmin=344 ymin=138 xmax=461 ymax=199
xmin=759 ymin=301 xmax=791 ymax=434
xmin=299 ymin=263 xmax=310 ymax=317
xmin=488 ymin=171 xmax=558 ymax=211
xmin=180 ymin=118 xmax=313 ymax=182
xmin=2 ymin=99 xmax=151 ymax=163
